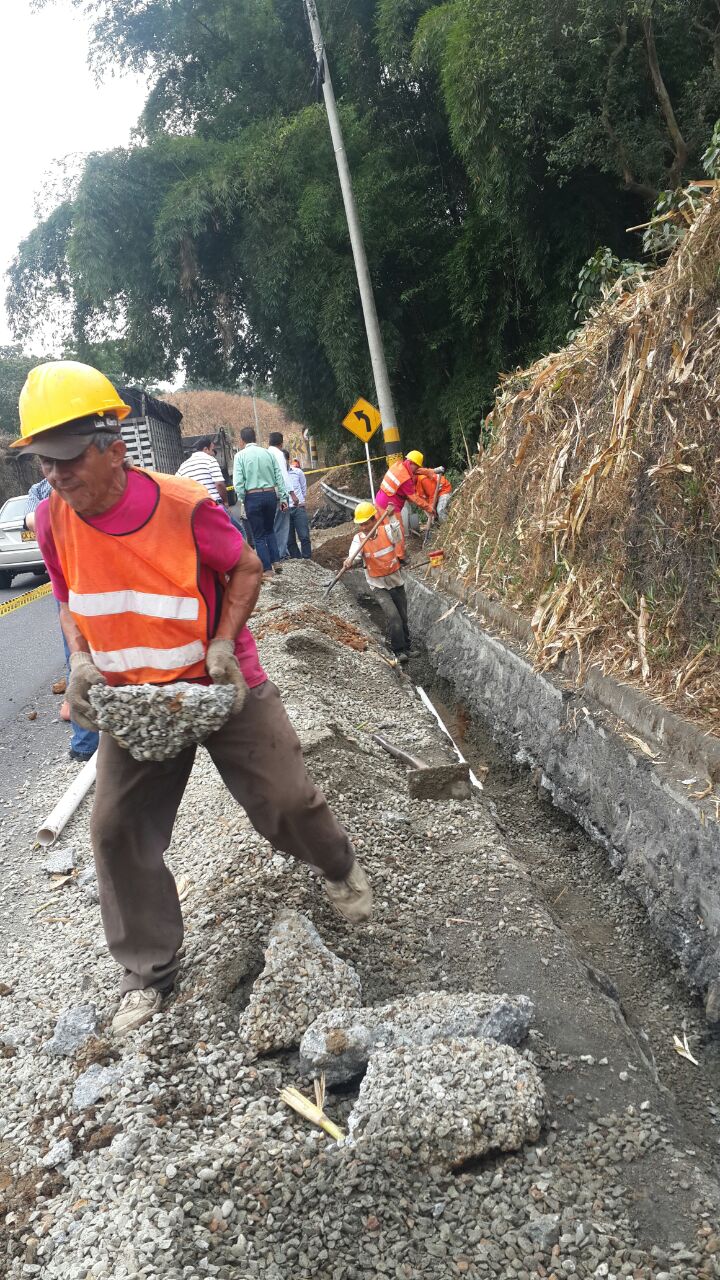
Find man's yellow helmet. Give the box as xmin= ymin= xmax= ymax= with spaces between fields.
xmin=12 ymin=361 xmax=131 ymax=449
xmin=353 ymin=500 xmax=377 ymax=524
xmin=406 ymin=449 xmax=424 ymax=466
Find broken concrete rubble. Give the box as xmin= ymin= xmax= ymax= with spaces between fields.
xmin=44 ymin=1003 xmax=98 ymax=1056
xmin=300 ymin=990 xmax=534 ymax=1084
xmin=238 ymin=912 xmax=362 ymax=1055
xmin=347 ymin=1037 xmax=545 ymax=1167
xmin=41 ymin=846 xmax=76 ymax=875
xmin=88 ymin=681 xmax=236 ymax=761
xmin=72 ymin=1063 xmax=123 ymax=1111
xmin=41 ymin=1137 xmax=73 ymax=1168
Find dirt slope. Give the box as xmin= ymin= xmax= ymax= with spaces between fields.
xmin=442 ymin=197 xmax=720 ymax=733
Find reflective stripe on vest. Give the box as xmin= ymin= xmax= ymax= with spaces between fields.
xmin=49 ymin=470 xmax=212 ymax=686
xmin=379 ymin=460 xmax=412 ymax=499
xmin=90 ymin=640 xmax=207 ymax=675
xmin=69 ymin=588 xmax=200 ymax=621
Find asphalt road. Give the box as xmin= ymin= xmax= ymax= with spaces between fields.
xmin=0 ymin=571 xmax=66 ymax=730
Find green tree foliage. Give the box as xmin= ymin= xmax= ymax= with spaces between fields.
xmin=0 ymin=346 xmax=46 ymax=435
xmin=7 ymin=0 xmax=720 ymax=458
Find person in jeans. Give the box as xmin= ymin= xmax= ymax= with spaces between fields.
xmin=233 ymin=427 xmax=288 ymax=579
xmin=267 ymin=431 xmax=292 ymax=558
xmin=14 ymin=360 xmax=372 ymax=1037
xmin=284 ymin=450 xmax=312 ymax=560
xmin=344 ymin=501 xmax=411 ymax=663
xmin=25 ymin=477 xmax=99 ymax=761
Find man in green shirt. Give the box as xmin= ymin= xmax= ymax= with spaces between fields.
xmin=233 ymin=427 xmax=289 ymax=577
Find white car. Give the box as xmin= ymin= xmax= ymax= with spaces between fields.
xmin=0 ymin=495 xmax=46 ymax=589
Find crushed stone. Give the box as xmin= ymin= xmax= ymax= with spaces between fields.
xmin=0 ymin=563 xmax=718 ymax=1279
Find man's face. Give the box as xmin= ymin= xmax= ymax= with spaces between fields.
xmin=39 ymin=439 xmax=127 ymax=516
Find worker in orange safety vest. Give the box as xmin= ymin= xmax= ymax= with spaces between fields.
xmin=12 ymin=360 xmax=373 ymax=1038
xmin=344 ymin=501 xmax=411 ymax=663
xmin=414 ymin=467 xmax=453 ymax=522
xmin=375 ymin=450 xmax=437 ymax=529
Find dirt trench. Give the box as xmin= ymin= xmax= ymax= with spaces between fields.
xmin=345 ymin=573 xmax=720 ymax=1158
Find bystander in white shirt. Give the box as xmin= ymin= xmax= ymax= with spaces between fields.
xmin=177 ymin=450 xmax=226 ymax=504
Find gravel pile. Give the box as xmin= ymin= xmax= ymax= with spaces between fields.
xmin=300 ymin=990 xmax=534 ymax=1084
xmin=88 ymin=681 xmax=236 ymax=760
xmin=1 ymin=561 xmax=718 ymax=1279
xmin=238 ymin=911 xmax=362 ymax=1054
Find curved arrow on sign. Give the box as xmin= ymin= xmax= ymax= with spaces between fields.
xmin=354 ymin=410 xmax=372 ymax=438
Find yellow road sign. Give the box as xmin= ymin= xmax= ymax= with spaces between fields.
xmin=342 ymin=397 xmax=381 ymax=443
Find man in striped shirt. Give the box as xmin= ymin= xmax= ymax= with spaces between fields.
xmin=177 ymin=437 xmax=228 ymax=505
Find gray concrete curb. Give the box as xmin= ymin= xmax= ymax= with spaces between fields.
xmin=406 ymin=575 xmax=720 ymax=1020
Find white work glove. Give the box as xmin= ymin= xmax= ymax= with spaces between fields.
xmin=205 ymin=638 xmax=248 ymax=713
xmin=67 ymin=652 xmax=106 ymax=730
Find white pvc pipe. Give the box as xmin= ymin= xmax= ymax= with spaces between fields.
xmin=415 ymin=685 xmax=484 ymax=791
xmin=37 ymin=752 xmax=98 ymax=847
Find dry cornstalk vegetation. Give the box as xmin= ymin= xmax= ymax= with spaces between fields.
xmin=441 ymin=196 xmax=720 ymax=735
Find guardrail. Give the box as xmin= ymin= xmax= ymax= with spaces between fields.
xmin=319 ymin=481 xmax=362 ymax=512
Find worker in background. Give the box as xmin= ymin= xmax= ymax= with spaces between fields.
xmin=414 ymin=466 xmax=453 ymax=523
xmin=25 ymin=476 xmax=100 ymax=761
xmin=15 ymin=361 xmax=372 ymax=1037
xmin=267 ymin=431 xmax=292 ymax=559
xmin=284 ymin=450 xmax=312 ymax=560
xmin=375 ymin=449 xmax=437 ymax=534
xmin=176 ymin=435 xmax=228 ymax=505
xmin=233 ymin=427 xmax=288 ymax=580
xmin=344 ymin=501 xmax=411 ymax=664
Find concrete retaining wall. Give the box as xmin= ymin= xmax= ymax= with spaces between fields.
xmin=406 ymin=577 xmax=720 ymax=1019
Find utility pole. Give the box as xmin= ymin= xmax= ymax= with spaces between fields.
xmin=302 ymin=0 xmax=402 ymax=464
xmin=251 ymin=383 xmax=260 ymax=434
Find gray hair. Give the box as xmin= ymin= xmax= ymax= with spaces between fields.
xmin=93 ymin=428 xmax=131 ymax=468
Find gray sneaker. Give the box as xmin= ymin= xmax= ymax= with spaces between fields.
xmin=324 ymin=862 xmax=373 ymax=925
xmin=111 ymin=988 xmax=163 ymax=1036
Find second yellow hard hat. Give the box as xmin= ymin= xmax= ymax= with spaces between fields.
xmin=353 ymin=500 xmax=377 ymax=524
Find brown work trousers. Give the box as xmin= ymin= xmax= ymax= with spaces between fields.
xmin=90 ymin=680 xmax=354 ymax=993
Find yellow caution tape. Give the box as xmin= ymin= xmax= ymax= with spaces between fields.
xmin=304 ymin=455 xmax=388 ymax=476
xmin=0 ymin=581 xmax=53 ymax=618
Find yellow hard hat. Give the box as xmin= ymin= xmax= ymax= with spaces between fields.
xmin=406 ymin=449 xmax=424 ymax=466
xmin=354 ymin=500 xmax=376 ymax=524
xmin=11 ymin=360 xmax=131 ymax=449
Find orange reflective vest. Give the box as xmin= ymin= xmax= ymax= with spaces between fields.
xmin=359 ymin=517 xmax=404 ymax=579
xmin=379 ymin=459 xmax=414 ymax=503
xmin=415 ymin=471 xmax=451 ymax=510
xmin=49 ymin=470 xmax=212 ymax=686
